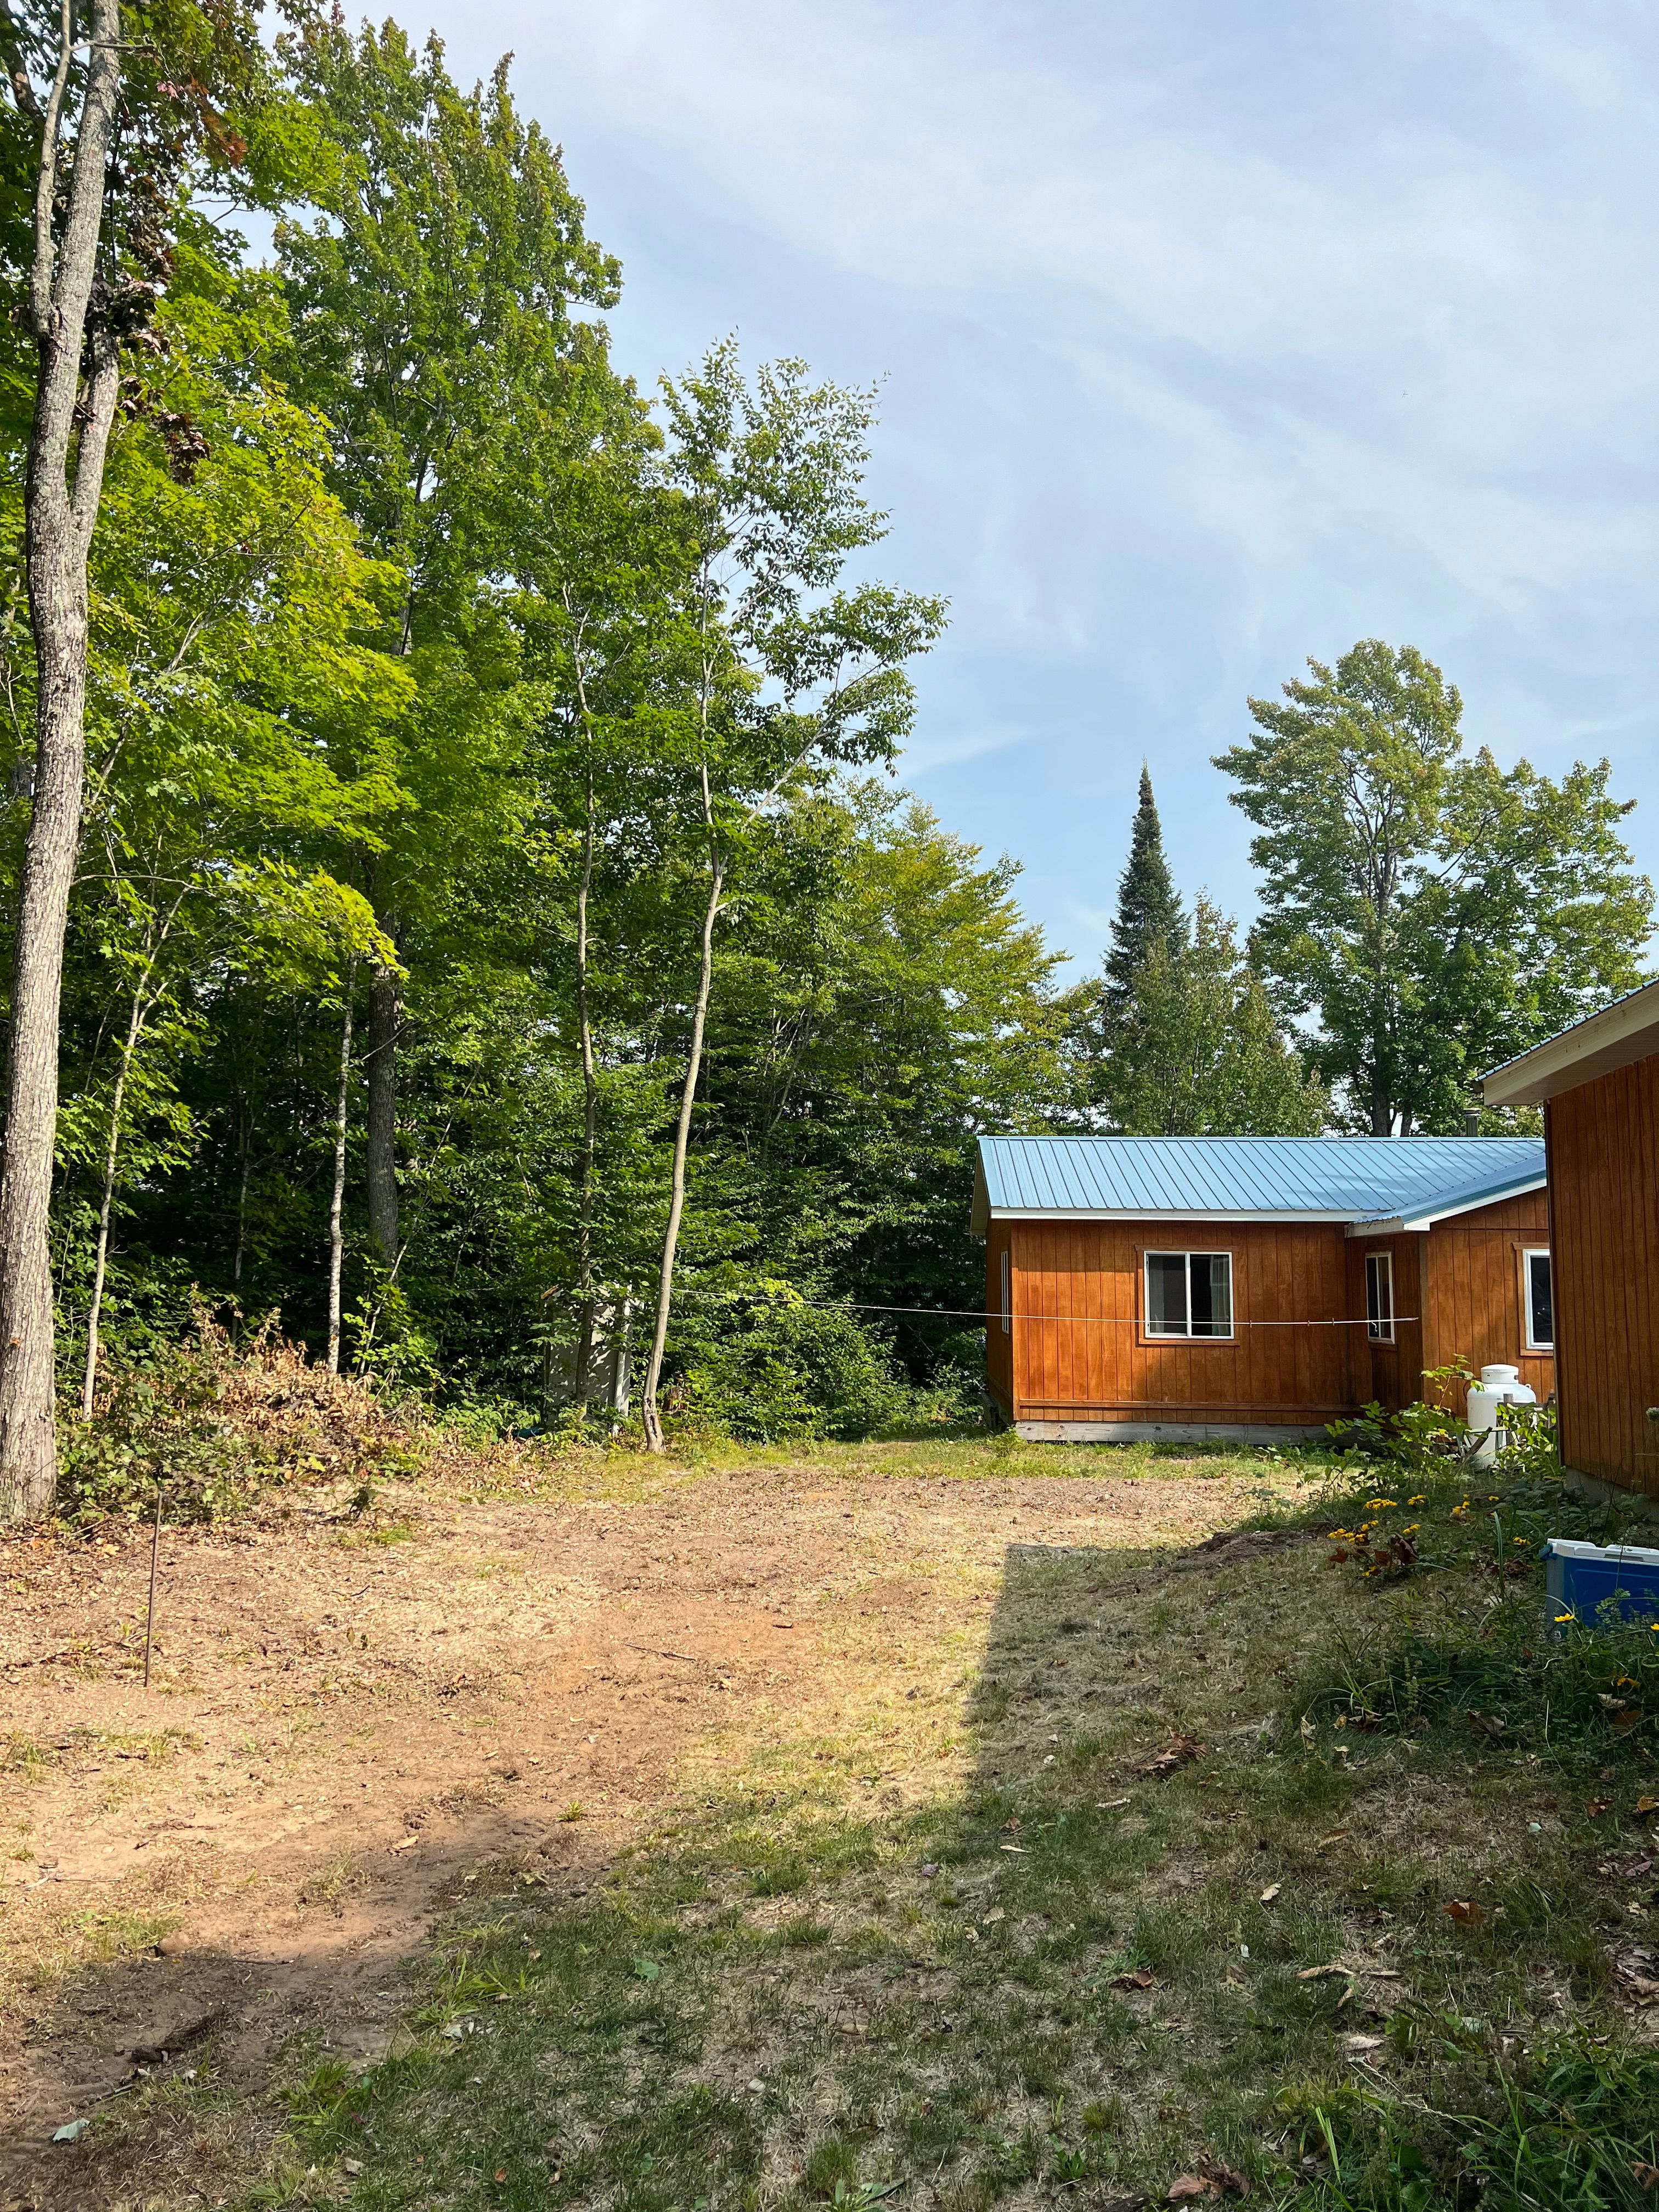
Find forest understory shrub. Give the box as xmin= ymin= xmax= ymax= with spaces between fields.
xmin=58 ymin=1310 xmax=428 ymax=1526
xmin=674 ymin=1299 xmax=975 ymax=1442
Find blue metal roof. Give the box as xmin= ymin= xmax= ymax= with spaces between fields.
xmin=974 ymin=1135 xmax=1545 ymax=1226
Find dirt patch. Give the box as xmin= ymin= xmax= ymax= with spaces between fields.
xmin=0 ymin=1450 xmax=1291 ymax=2193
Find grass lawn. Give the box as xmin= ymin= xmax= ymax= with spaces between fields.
xmin=57 ymin=1436 xmax=1659 ymax=2209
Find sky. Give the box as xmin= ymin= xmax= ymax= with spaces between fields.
xmin=403 ymin=0 xmax=1659 ymax=971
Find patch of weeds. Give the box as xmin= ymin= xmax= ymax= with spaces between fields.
xmin=296 ymin=1852 xmax=371 ymax=1915
xmin=1278 ymin=2033 xmax=1659 ymax=2210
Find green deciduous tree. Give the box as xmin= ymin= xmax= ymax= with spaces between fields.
xmin=274 ymin=15 xmax=621 ymax=1263
xmin=0 ymin=0 xmax=295 ymax=1513
xmin=1215 ymin=639 xmax=1652 ymax=1134
xmin=637 ymin=344 xmax=947 ymax=1450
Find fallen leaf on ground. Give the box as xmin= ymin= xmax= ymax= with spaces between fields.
xmin=1342 ymin=2034 xmax=1384 ymax=2052
xmin=1137 ymin=1734 xmax=1202 ymax=1775
xmin=918 ymin=1863 xmax=939 ymax=1878
xmin=1589 ymin=1798 xmax=1614 ymax=1816
xmin=1444 ymin=1899 xmax=1483 ymax=1926
xmin=1298 ymin=1964 xmax=1348 ymax=1980
xmin=1315 ymin=1829 xmax=1350 ymax=1850
xmin=1630 ymin=2163 xmax=1659 ymax=2188
xmin=1201 ymin=2162 xmax=1251 ymax=2198
xmin=1111 ymin=1966 xmax=1156 ymax=1989
xmin=391 ymin=1836 xmax=419 ymax=1852
xmin=1167 ymin=2179 xmax=1215 ymax=2203
xmin=999 ymin=1843 xmax=1028 ymax=1854
xmin=1096 ymin=1796 xmax=1131 ymax=1809
xmin=1259 ymin=1883 xmax=1281 ymax=1904
xmin=1636 ymin=1797 xmax=1659 ymax=1815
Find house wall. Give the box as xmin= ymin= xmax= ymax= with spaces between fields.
xmin=1344 ymin=1230 xmax=1427 ymax=1414
xmin=983 ymin=1218 xmax=1014 ymax=1419
xmin=1419 ymin=1191 xmax=1554 ymax=1411
xmin=1005 ymin=1218 xmax=1358 ymax=1429
xmin=1547 ymin=1061 xmax=1659 ymax=1496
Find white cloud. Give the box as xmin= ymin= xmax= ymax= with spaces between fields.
xmin=411 ymin=0 xmax=1659 ymax=955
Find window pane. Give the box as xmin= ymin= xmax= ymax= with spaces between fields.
xmin=1190 ymin=1253 xmax=1232 ymax=1337
xmin=1146 ymin=1253 xmax=1188 ymax=1334
xmin=1367 ymin=1254 xmax=1393 ymax=1341
xmin=1529 ymin=1252 xmax=1553 ymax=1347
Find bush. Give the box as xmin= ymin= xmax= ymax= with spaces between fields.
xmin=677 ymin=1298 xmax=906 ymax=1442
xmin=59 ymin=1307 xmax=427 ymax=1525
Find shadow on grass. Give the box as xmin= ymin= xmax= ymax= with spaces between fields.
xmin=52 ymin=1479 xmax=1659 ymax=2212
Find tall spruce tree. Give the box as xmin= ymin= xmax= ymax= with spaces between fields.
xmin=1104 ymin=764 xmax=1185 ymax=1011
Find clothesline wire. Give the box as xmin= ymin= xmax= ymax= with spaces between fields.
xmin=670 ymin=1291 xmax=1418 ymax=1331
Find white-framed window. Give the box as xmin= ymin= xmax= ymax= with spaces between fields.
xmin=1365 ymin=1251 xmax=1396 ymax=1344
xmin=1000 ymin=1248 xmax=1011 ymax=1336
xmin=1144 ymin=1250 xmax=1234 ymax=1339
xmin=1523 ymin=1247 xmax=1553 ymax=1350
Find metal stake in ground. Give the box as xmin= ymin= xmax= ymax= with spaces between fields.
xmin=143 ymin=1480 xmax=164 ymax=1690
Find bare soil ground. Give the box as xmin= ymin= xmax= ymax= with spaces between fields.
xmin=0 ymin=1442 xmax=1286 ymax=2197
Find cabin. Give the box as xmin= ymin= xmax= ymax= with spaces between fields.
xmin=1483 ymin=980 xmax=1659 ymax=1498
xmin=973 ymin=1135 xmax=1550 ymax=1442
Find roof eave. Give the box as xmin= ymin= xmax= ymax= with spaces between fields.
xmin=1483 ymin=979 xmax=1659 ymax=1105
xmin=987 ymin=1206 xmax=1389 ymax=1225
xmin=1348 ymin=1173 xmax=1548 ymax=1234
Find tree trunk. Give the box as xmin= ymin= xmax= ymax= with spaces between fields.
xmin=364 ymin=961 xmax=400 ymax=1263
xmin=0 ymin=0 xmax=125 ymax=1519
xmin=233 ymin=1115 xmax=251 ymax=1288
xmin=326 ymin=970 xmax=356 ymax=1374
xmin=573 ymin=753 xmax=599 ymax=1411
xmin=641 ymin=788 xmax=723 ymax=1453
xmin=79 ymin=991 xmax=144 ymax=1421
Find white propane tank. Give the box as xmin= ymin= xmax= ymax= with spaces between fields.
xmin=1466 ymin=1363 xmax=1537 ymax=1467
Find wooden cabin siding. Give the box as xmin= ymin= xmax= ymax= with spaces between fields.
xmin=1345 ymin=1230 xmax=1425 ymax=1414
xmin=1007 ymin=1218 xmax=1353 ymax=1425
xmin=1548 ymin=1062 xmax=1659 ymax=1496
xmin=1419 ymin=1190 xmax=1553 ymax=1412
xmin=983 ymin=1219 xmax=1014 ymax=1418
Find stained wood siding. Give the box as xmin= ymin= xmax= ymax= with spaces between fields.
xmin=1345 ymin=1231 xmax=1426 ymax=1414
xmin=1548 ymin=1062 xmax=1659 ymax=1496
xmin=1419 ymin=1191 xmax=1554 ymax=1411
xmin=984 ymin=1220 xmax=1014 ymax=1418
xmin=1008 ymin=1219 xmax=1355 ymax=1424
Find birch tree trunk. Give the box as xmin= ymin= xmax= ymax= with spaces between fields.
xmin=641 ymin=765 xmax=723 ymax=1453
xmin=326 ymin=971 xmax=356 ymax=1374
xmin=0 ymin=0 xmax=126 ymax=1519
xmin=572 ymin=712 xmax=599 ymax=1414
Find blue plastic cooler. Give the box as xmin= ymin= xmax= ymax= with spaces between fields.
xmin=1543 ymin=1537 xmax=1659 ymax=1632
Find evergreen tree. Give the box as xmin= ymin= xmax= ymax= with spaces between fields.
xmin=1094 ymin=898 xmax=1328 ymax=1136
xmin=1104 ymin=764 xmax=1185 ymax=1011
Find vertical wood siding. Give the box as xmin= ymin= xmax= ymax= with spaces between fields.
xmin=1548 ymin=1062 xmax=1659 ymax=1495
xmin=1345 ymin=1230 xmax=1426 ymax=1413
xmin=1007 ymin=1219 xmax=1355 ymax=1423
xmin=1419 ymin=1191 xmax=1553 ymax=1411
xmin=983 ymin=1221 xmax=1013 ymax=1418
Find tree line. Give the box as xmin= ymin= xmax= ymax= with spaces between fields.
xmin=0 ymin=3 xmax=1649 ymax=1514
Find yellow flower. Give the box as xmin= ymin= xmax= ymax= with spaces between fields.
xmin=1555 ymin=1612 xmax=1576 ymax=1624
xmin=1407 ymin=1495 xmax=1425 ymax=1505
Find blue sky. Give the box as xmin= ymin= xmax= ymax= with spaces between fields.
xmin=409 ymin=0 xmax=1659 ymax=972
